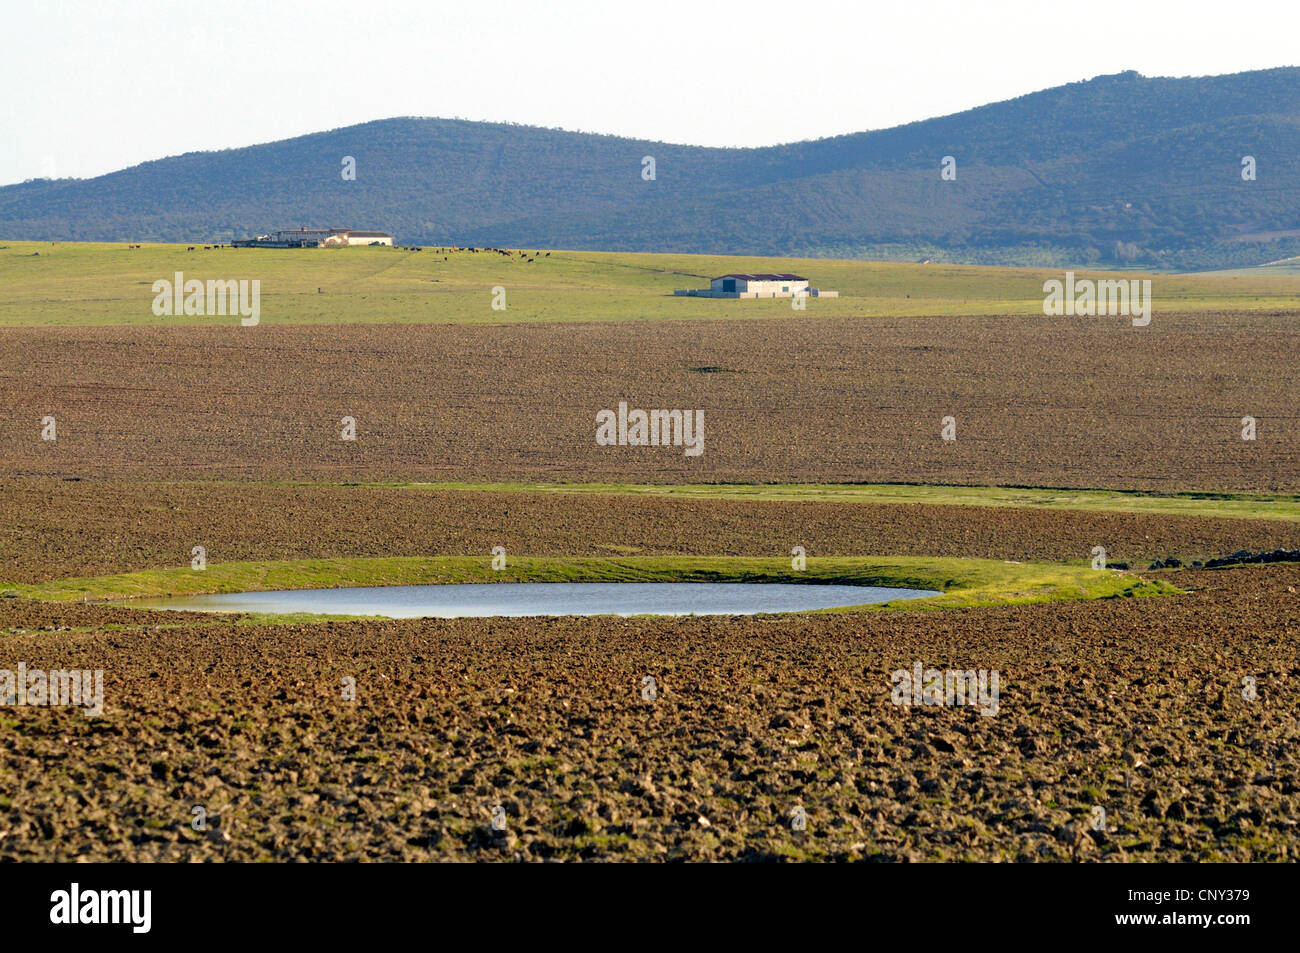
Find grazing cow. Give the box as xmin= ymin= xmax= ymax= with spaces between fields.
xmin=187 ymin=246 xmax=195 ymax=251
xmin=545 ymin=252 xmax=551 ymax=257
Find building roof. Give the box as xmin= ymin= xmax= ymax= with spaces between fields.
xmin=715 ymin=273 xmax=806 ymax=281
xmin=272 ymin=227 xmax=392 ymax=237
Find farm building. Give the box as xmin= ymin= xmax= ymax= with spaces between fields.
xmin=324 ymin=229 xmax=393 ymax=246
xmin=674 ymin=273 xmax=838 ymax=298
xmin=233 ymin=227 xmax=394 ymax=248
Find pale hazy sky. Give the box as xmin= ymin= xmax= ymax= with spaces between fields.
xmin=2 ymin=0 xmax=1297 ymax=185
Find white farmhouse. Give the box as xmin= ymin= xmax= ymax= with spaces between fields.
xmin=324 ymin=229 xmax=394 ymax=247
xmin=234 ymin=227 xmax=395 ymax=247
xmin=675 ymin=273 xmax=838 ymax=298
xmin=276 ymin=227 xmax=393 ymax=246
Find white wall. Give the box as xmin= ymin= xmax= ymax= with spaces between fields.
xmin=741 ymin=279 xmax=809 ymax=295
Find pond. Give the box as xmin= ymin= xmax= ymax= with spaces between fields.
xmin=128 ymin=581 xmax=940 ymax=618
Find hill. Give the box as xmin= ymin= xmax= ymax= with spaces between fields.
xmin=4 ymin=68 xmax=1300 ymax=269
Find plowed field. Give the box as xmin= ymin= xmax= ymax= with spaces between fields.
xmin=1 ymin=315 xmax=1295 ymax=490
xmin=1 ymin=478 xmax=1297 ymax=585
xmin=1 ymin=294 xmax=1296 ymax=863
xmin=1 ymin=564 xmax=1295 ymax=861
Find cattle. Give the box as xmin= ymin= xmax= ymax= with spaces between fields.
xmin=187 ymin=246 xmax=195 ymax=251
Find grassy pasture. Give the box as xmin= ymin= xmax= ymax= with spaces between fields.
xmin=352 ymin=480 xmax=1300 ymax=522
xmin=1 ymin=554 xmax=1175 ymax=613
xmin=1 ymin=240 xmax=1298 ymax=326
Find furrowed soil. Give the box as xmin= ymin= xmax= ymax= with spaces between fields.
xmin=2 ymin=303 xmax=1296 ymax=863
xmin=1 ymin=478 xmax=1298 ymax=584
xmin=0 ymin=563 xmax=1296 ymax=862
xmin=1 ymin=316 xmax=1295 ymax=491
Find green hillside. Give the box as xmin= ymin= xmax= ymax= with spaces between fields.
xmin=4 ymin=69 xmax=1300 ymax=270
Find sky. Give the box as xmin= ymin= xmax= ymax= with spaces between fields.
xmin=2 ymin=0 xmax=1297 ymax=185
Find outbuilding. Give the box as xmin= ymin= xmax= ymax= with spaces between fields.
xmin=712 ymin=273 xmax=807 ymax=296
xmin=674 ymin=273 xmax=837 ymax=298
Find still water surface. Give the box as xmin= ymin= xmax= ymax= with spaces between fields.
xmin=129 ymin=581 xmax=940 ymax=618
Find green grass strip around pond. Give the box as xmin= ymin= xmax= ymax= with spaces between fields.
xmin=328 ymin=481 xmax=1300 ymax=522
xmin=0 ymin=555 xmax=1177 ymax=614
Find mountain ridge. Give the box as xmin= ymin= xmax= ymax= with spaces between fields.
xmin=5 ymin=67 xmax=1300 ymax=269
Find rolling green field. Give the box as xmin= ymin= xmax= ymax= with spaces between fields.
xmin=2 ymin=240 xmax=1299 ymax=326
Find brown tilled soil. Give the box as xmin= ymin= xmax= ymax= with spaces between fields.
xmin=2 ymin=478 xmax=1297 ymax=584
xmin=0 ymin=564 xmax=1296 ymax=862
xmin=1 ymin=310 xmax=1294 ymax=862
xmin=1 ymin=316 xmax=1295 ymax=490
